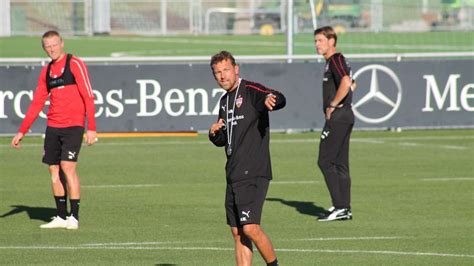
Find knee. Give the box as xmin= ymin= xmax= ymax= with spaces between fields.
xmin=49 ymin=164 xmax=60 ymax=173
xmin=230 ymin=227 xmax=240 ymax=239
xmin=49 ymin=165 xmax=60 ymax=183
xmin=318 ymin=157 xmax=331 ymax=170
xmin=60 ymin=161 xmax=77 ymax=177
xmin=242 ymin=224 xmax=261 ymax=239
xmin=230 ymin=227 xmax=248 ymax=244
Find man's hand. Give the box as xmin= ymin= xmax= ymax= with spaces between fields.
xmin=325 ymin=106 xmax=336 ymax=120
xmin=351 ymin=80 xmax=357 ymax=92
xmin=265 ymin=94 xmax=277 ymax=111
xmin=209 ymin=119 xmax=225 ymax=136
xmin=11 ymin=132 xmax=24 ymax=149
xmin=85 ymin=130 xmax=97 ymax=146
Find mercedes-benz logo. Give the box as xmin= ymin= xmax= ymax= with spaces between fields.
xmin=352 ymin=64 xmax=402 ymax=124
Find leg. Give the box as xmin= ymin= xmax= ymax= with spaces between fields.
xmin=226 ymin=184 xmax=252 ymax=265
xmin=60 ymin=161 xmax=80 ymax=200
xmin=60 ymin=161 xmax=81 ymax=227
xmin=41 ymin=127 xmax=68 ymax=227
xmin=45 ymin=164 xmax=68 ymax=222
xmin=60 ymin=161 xmax=80 ymax=229
xmin=43 ymin=127 xmax=66 ymax=198
xmin=58 ymin=126 xmax=84 ymax=224
xmin=48 ymin=164 xmax=67 ymax=197
xmin=231 ymin=226 xmax=253 ymax=266
xmin=335 ymin=124 xmax=353 ymax=209
xmin=242 ymin=224 xmax=276 ymax=264
xmin=237 ymin=178 xmax=277 ymax=264
xmin=317 ymin=121 xmax=348 ymax=208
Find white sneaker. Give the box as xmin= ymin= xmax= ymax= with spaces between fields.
xmin=66 ymin=216 xmax=79 ymax=230
xmin=319 ymin=208 xmax=352 ymax=222
xmin=40 ymin=216 xmax=67 ymax=229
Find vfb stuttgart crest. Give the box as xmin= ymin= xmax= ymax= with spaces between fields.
xmin=236 ymin=95 xmax=243 ymax=108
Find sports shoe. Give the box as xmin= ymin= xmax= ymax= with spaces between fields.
xmin=319 ymin=208 xmax=352 ymax=222
xmin=40 ymin=216 xmax=67 ymax=229
xmin=66 ymin=216 xmax=79 ymax=230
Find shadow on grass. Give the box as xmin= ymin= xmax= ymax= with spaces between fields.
xmin=266 ymin=198 xmax=328 ymax=218
xmin=0 ymin=205 xmax=56 ymax=222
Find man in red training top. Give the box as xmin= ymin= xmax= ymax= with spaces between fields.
xmin=11 ymin=30 xmax=97 ymax=230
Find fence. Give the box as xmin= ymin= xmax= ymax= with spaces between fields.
xmin=2 ymin=0 xmax=474 ymax=36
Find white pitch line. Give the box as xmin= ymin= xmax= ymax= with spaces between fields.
xmin=0 ymin=246 xmax=233 ymax=251
xmin=82 ymin=36 xmax=284 ymax=47
xmin=111 ymin=43 xmax=472 ymax=57
xmin=81 ymin=236 xmax=401 ymax=247
xmin=356 ymin=135 xmax=474 ymax=141
xmin=81 ymin=241 xmax=189 ymax=246
xmin=399 ymin=142 xmax=421 ymax=147
xmin=0 ymin=245 xmax=472 ymax=258
xmin=82 ymin=184 xmax=162 ymax=189
xmin=81 ymin=236 xmax=402 ymax=246
xmin=352 ymin=139 xmax=386 ymax=144
xmin=74 ymin=36 xmax=474 ymax=51
xmin=421 ymin=177 xmax=474 ymax=181
xmin=1 ymin=135 xmax=472 ymax=148
xmin=111 ymin=48 xmax=217 ymax=57
xmin=437 ymin=145 xmax=469 ymax=150
xmin=0 ymin=141 xmax=208 ymax=148
xmin=343 ymin=43 xmax=474 ymax=51
xmin=399 ymin=142 xmax=467 ymax=150
xmin=298 ymin=236 xmax=408 ymax=241
xmin=275 ymin=248 xmax=474 ymax=258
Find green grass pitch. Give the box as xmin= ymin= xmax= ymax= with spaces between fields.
xmin=0 ymin=129 xmax=473 ymax=265
xmin=1 ymin=31 xmax=473 ymax=58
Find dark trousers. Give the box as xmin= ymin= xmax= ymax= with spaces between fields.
xmin=318 ymin=118 xmax=353 ymax=209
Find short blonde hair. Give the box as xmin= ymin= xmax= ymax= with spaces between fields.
xmin=41 ymin=30 xmax=62 ymax=47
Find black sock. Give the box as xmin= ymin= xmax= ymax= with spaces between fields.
xmin=54 ymin=196 xmax=67 ymax=219
xmin=267 ymin=258 xmax=278 ymax=266
xmin=70 ymin=199 xmax=80 ymax=220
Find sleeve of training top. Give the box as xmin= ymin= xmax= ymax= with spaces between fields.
xmin=329 ymin=53 xmax=351 ymax=88
xmin=209 ymin=100 xmax=227 ymax=147
xmin=18 ymin=67 xmax=50 ymax=134
xmin=70 ymin=56 xmax=97 ymax=131
xmin=209 ymin=125 xmax=226 ymax=147
xmin=246 ymin=82 xmax=286 ymax=113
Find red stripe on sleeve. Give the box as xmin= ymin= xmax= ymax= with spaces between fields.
xmin=330 ymin=57 xmax=343 ymax=77
xmin=337 ymin=54 xmax=347 ymax=76
xmin=70 ymin=57 xmax=96 ymax=131
xmin=71 ymin=58 xmax=94 ymax=98
xmin=246 ymin=84 xmax=271 ymax=93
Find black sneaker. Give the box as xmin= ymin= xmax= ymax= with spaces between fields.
xmin=318 ymin=208 xmax=352 ymax=222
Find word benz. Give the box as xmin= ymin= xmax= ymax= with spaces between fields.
xmin=0 ymin=79 xmax=226 ymax=119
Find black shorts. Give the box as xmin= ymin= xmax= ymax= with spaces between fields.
xmin=225 ymin=177 xmax=270 ymax=227
xmin=42 ymin=126 xmax=84 ymax=165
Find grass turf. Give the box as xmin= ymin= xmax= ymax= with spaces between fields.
xmin=1 ymin=31 xmax=473 ymax=58
xmin=0 ymin=129 xmax=473 ymax=265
